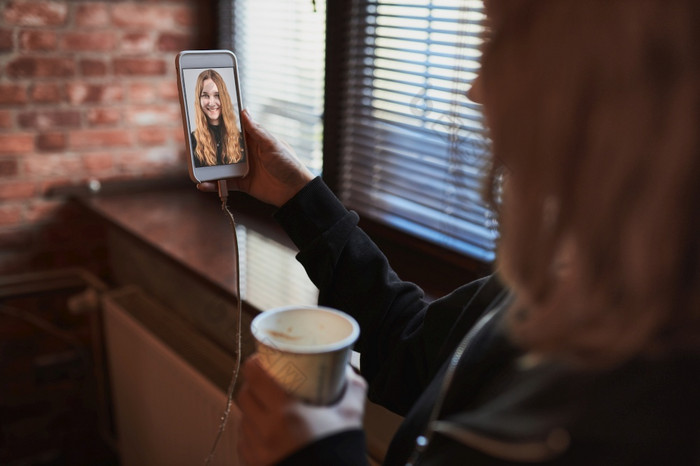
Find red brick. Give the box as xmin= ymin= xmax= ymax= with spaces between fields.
xmin=128 ymin=82 xmax=157 ymax=103
xmin=66 ymin=83 xmax=123 ymax=105
xmin=30 ymin=83 xmax=62 ymax=104
xmin=0 ymin=29 xmax=14 ymax=51
xmin=114 ymin=150 xmax=143 ymax=172
xmin=0 ymin=134 xmax=33 ymax=154
xmin=69 ymin=129 xmax=133 ymax=149
xmin=23 ymin=153 xmax=82 ymax=177
xmin=112 ymin=4 xmax=185 ymax=30
xmin=114 ymin=58 xmax=166 ymax=76
xmin=86 ymin=108 xmax=121 ymax=126
xmin=126 ymin=105 xmax=180 ymax=126
xmin=0 ymin=204 xmax=22 ymax=226
xmin=0 ymin=111 xmax=12 ymax=129
xmin=61 ymin=31 xmax=117 ymax=52
xmin=157 ymin=32 xmax=193 ymax=52
xmin=0 ymin=181 xmax=36 ymax=199
xmin=0 ymin=158 xmax=18 ymax=177
xmin=82 ymin=152 xmax=114 ymax=174
xmin=80 ymin=59 xmax=108 ymax=77
xmin=37 ymin=132 xmax=67 ymax=151
xmin=137 ymin=127 xmax=170 ymax=146
xmin=18 ymin=110 xmax=80 ymax=129
xmin=6 ymin=57 xmax=75 ymax=78
xmin=19 ymin=30 xmax=57 ymax=51
xmin=121 ymin=32 xmax=154 ymax=54
xmin=3 ymin=1 xmax=68 ymax=27
xmin=173 ymin=5 xmax=194 ymax=28
xmin=0 ymin=84 xmax=28 ymax=105
xmin=75 ymin=4 xmax=109 ymax=28
xmin=159 ymin=81 xmax=180 ymax=100
xmin=172 ymin=127 xmax=185 ymax=145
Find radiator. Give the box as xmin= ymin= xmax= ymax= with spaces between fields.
xmin=103 ymin=291 xmax=239 ymax=466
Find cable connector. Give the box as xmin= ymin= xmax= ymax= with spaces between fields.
xmin=217 ymin=180 xmax=228 ymax=209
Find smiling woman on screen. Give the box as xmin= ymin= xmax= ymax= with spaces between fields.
xmin=191 ymin=69 xmax=243 ymax=167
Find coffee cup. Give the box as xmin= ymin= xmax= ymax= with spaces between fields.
xmin=250 ymin=305 xmax=360 ymax=405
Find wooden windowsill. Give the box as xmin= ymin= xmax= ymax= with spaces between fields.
xmin=73 ymin=183 xmax=319 ymax=313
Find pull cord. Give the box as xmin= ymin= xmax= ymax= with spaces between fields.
xmin=204 ymin=180 xmax=242 ymax=466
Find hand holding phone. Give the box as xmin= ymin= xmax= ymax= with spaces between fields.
xmin=176 ymin=50 xmax=249 ymax=183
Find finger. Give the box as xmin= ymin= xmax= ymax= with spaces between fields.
xmin=240 ymin=108 xmax=258 ymax=134
xmin=346 ymin=365 xmax=367 ymax=387
xmin=346 ymin=368 xmax=368 ymax=402
xmin=241 ymin=109 xmax=276 ymax=147
xmin=196 ymin=181 xmax=218 ymax=192
xmin=240 ymin=109 xmax=262 ymax=141
xmin=331 ymin=367 xmax=368 ymax=422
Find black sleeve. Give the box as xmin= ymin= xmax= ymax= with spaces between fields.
xmin=275 ymin=178 xmax=497 ymax=415
xmin=277 ymin=430 xmax=369 ymax=466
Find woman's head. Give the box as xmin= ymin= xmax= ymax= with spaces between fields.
xmin=193 ymin=69 xmax=243 ymax=165
xmin=480 ymin=0 xmax=700 ymax=365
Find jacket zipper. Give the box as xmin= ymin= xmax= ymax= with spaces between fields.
xmin=406 ymin=305 xmax=501 ymax=465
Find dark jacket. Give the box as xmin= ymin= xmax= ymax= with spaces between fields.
xmin=273 ymin=177 xmax=700 ymax=465
xmin=191 ymin=125 xmax=223 ymax=167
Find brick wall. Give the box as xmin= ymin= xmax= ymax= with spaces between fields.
xmin=0 ymin=0 xmax=206 ymax=276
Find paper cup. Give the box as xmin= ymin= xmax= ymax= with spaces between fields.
xmin=250 ymin=306 xmax=360 ymax=405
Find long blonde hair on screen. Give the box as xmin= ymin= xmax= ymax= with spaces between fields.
xmin=481 ymin=0 xmax=700 ymax=367
xmin=193 ymin=69 xmax=243 ymax=165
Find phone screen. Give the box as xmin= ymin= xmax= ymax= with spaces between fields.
xmin=181 ymin=66 xmax=247 ymax=169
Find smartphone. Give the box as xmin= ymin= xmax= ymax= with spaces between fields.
xmin=176 ymin=50 xmax=249 ymax=183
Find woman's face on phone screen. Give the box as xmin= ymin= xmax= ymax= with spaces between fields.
xmin=200 ymin=78 xmax=221 ymax=125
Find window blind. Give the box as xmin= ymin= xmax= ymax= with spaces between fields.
xmin=340 ymin=0 xmax=496 ymax=262
xmin=219 ymin=0 xmax=326 ymax=172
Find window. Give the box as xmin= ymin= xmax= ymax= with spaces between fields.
xmin=340 ymin=0 xmax=494 ymax=262
xmin=219 ymin=0 xmax=326 ymax=172
xmin=220 ymin=0 xmax=494 ymax=264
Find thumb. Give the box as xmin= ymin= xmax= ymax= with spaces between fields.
xmin=241 ymin=109 xmax=271 ymax=144
xmin=343 ymin=366 xmax=368 ymax=400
